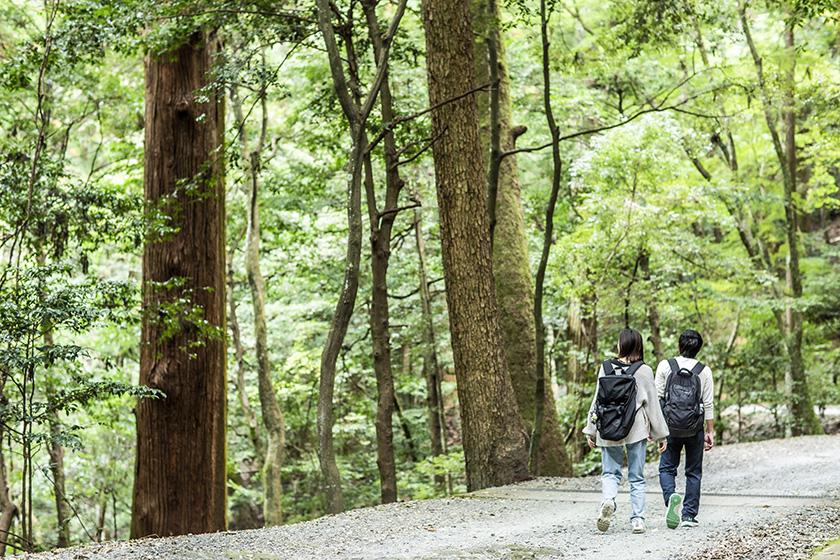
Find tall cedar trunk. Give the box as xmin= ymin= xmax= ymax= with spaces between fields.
xmin=244 ymin=150 xmax=286 ymax=525
xmin=413 ymin=204 xmax=445 ymax=464
xmin=639 ymin=252 xmax=664 ymax=364
xmin=421 ymin=0 xmax=530 ymax=490
xmin=476 ymin=0 xmax=571 ymax=476
xmin=132 ymin=31 xmax=227 ymax=538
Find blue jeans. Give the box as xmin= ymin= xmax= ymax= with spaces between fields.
xmin=659 ymin=430 xmax=704 ymax=519
xmin=600 ymin=439 xmax=647 ymax=520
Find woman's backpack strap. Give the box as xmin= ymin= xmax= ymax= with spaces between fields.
xmin=625 ymin=361 xmax=644 ymax=376
xmin=602 ymin=360 xmax=615 ymax=375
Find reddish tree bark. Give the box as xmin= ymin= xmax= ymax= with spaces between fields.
xmin=132 ymin=31 xmax=227 ymax=538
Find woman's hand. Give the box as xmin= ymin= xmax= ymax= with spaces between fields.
xmin=586 ymin=436 xmax=596 ymax=449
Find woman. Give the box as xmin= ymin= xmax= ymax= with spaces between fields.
xmin=582 ymin=328 xmax=669 ymax=534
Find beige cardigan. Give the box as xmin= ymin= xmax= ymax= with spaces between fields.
xmin=582 ymin=361 xmax=670 ymax=447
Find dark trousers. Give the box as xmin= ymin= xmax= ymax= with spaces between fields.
xmin=658 ymin=430 xmax=704 ymax=519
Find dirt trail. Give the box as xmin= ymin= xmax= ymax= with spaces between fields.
xmin=24 ymin=435 xmax=840 ymax=560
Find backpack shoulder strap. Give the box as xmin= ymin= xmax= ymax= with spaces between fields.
xmin=667 ymin=358 xmax=680 ymax=375
xmin=625 ymin=361 xmax=644 ymax=376
xmin=664 ymin=359 xmax=678 ymax=403
xmin=602 ymin=360 xmax=615 ymax=375
xmin=690 ymin=361 xmax=706 ymax=376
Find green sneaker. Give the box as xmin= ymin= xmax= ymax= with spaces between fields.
xmin=666 ymin=494 xmax=682 ymax=529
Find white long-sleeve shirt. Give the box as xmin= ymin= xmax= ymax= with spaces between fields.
xmin=654 ymin=357 xmax=715 ymax=421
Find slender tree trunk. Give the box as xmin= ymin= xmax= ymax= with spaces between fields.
xmin=393 ymin=395 xmax=419 ymax=462
xmin=230 ymin=66 xmax=286 ymax=526
xmin=360 ymin=3 xmax=403 ymax=504
xmin=780 ymin=18 xmax=818 ymax=436
xmin=226 ymin=263 xmax=264 ymax=461
xmin=400 ymin=344 xmax=412 ymax=380
xmin=95 ymin=491 xmax=107 ymax=543
xmin=421 ymin=0 xmax=530 ymax=490
xmin=315 ymin=0 xmax=407 ymax=512
xmin=132 ymin=31 xmax=227 ymax=538
xmin=37 ymin=272 xmax=71 ymax=549
xmin=244 ymin=151 xmax=286 ymax=525
xmin=639 ymin=252 xmax=664 ymax=364
xmin=365 ymin=158 xmax=398 ymax=504
xmin=316 ymin=130 xmax=360 ymax=514
xmin=47 ymin=400 xmax=70 ymax=547
xmin=35 ymin=247 xmax=71 ymax=548
xmin=226 ymin=256 xmax=266 ymax=530
xmin=0 ymin=428 xmax=18 ymax=556
xmin=413 ymin=203 xmax=445 ymax=465
xmin=740 ymin=2 xmax=819 ymax=435
xmin=531 ymin=0 xmax=573 ymax=474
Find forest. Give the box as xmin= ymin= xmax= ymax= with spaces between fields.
xmin=0 ymin=0 xmax=838 ymax=554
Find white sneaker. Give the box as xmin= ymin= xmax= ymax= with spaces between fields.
xmin=680 ymin=517 xmax=699 ymax=528
xmin=632 ymin=518 xmax=646 ymax=534
xmin=597 ymin=500 xmax=615 ymax=532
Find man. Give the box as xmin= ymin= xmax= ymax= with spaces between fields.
xmin=655 ymin=329 xmax=714 ymax=529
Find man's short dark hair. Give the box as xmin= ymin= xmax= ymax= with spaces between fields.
xmin=679 ymin=329 xmax=704 ymax=359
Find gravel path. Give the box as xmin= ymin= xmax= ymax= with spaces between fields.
xmin=23 ymin=435 xmax=840 ymax=560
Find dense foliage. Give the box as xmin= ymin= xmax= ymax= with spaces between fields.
xmin=0 ymin=0 xmax=837 ymax=552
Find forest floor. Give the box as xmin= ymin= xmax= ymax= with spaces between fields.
xmin=24 ymin=435 xmax=840 ymax=560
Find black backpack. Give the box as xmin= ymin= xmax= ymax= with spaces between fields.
xmin=595 ymin=359 xmax=642 ymax=441
xmin=662 ymin=359 xmax=705 ymax=437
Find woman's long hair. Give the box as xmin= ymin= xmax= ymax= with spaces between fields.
xmin=618 ymin=328 xmax=644 ymax=363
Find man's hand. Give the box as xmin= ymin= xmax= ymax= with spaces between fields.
xmin=704 ymin=432 xmax=714 ymax=451
xmin=658 ymin=439 xmax=668 ymax=453
xmin=586 ymin=436 xmax=596 ymax=449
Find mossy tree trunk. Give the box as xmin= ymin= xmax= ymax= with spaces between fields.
xmin=492 ymin=4 xmax=570 ymax=477
xmin=230 ymin=62 xmax=286 ymax=526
